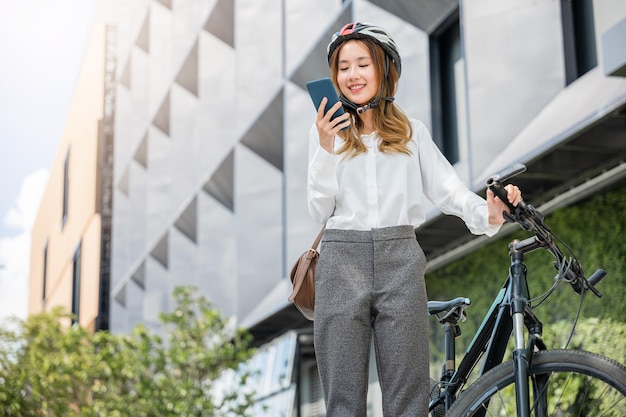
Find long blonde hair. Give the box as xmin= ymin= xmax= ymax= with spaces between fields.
xmin=329 ymin=38 xmax=413 ymax=157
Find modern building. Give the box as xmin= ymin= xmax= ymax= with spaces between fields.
xmin=30 ymin=0 xmax=626 ymax=416
xmin=28 ymin=24 xmax=115 ymax=333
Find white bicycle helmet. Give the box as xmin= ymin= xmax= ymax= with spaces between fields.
xmin=327 ymin=22 xmax=401 ymax=76
xmin=326 ymin=22 xmax=400 ymax=113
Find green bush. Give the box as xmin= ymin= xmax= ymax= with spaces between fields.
xmin=0 ymin=286 xmax=256 ymax=417
xmin=547 ymin=317 xmax=626 ymax=364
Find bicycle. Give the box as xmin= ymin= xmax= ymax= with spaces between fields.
xmin=426 ymin=163 xmax=626 ymax=417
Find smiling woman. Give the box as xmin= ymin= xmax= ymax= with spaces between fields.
xmin=0 ymin=0 xmax=97 ymax=323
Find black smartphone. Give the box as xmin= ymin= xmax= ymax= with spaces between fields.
xmin=306 ymin=77 xmax=346 ymax=123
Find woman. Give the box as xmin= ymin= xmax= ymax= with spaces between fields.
xmin=307 ymin=22 xmax=522 ymax=416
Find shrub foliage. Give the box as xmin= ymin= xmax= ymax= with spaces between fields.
xmin=0 ymin=286 xmax=255 ymax=417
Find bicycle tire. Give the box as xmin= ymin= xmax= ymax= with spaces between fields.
xmin=446 ymin=349 xmax=626 ymax=417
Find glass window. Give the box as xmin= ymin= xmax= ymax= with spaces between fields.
xmin=430 ymin=12 xmax=462 ymax=164
xmin=62 ymin=149 xmax=70 ymax=227
xmin=72 ymin=242 xmax=81 ymax=324
xmin=42 ymin=242 xmax=48 ymax=306
xmin=214 ymin=332 xmax=298 ymax=416
xmin=561 ymin=0 xmax=597 ymax=84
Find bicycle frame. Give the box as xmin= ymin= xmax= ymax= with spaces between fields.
xmin=430 ymin=164 xmax=608 ymax=416
xmin=429 ymin=237 xmax=548 ymax=417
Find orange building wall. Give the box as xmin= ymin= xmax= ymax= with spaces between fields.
xmin=29 ymin=25 xmax=106 ymax=332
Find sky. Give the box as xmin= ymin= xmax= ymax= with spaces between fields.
xmin=0 ymin=0 xmax=97 ymax=325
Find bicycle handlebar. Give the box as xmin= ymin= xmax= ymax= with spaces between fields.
xmin=486 ymin=163 xmax=528 ymax=184
xmin=486 ymin=164 xmax=607 ymax=298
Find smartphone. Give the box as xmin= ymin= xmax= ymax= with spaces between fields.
xmin=306 ymin=77 xmax=346 ymax=124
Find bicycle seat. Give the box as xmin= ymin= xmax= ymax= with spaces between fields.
xmin=427 ymin=297 xmax=471 ymax=315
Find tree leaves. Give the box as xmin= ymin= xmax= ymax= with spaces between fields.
xmin=0 ymin=286 xmax=256 ymax=416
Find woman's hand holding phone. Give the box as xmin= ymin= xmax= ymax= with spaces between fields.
xmin=306 ymin=78 xmax=350 ymax=153
xmin=315 ymin=97 xmax=350 ymax=153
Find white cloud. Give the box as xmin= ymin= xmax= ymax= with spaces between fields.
xmin=0 ymin=168 xmax=49 ymax=325
xmin=4 ymin=169 xmax=49 ymax=231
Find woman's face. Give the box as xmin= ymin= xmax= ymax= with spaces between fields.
xmin=336 ymin=40 xmax=379 ymax=106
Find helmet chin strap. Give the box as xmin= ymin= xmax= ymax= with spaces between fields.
xmin=340 ymin=95 xmax=395 ymax=114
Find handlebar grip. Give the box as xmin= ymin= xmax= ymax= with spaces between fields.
xmin=580 ymin=269 xmax=607 ymax=298
xmin=487 ymin=180 xmax=518 ymax=212
xmin=485 ymin=164 xmax=527 ymax=213
xmin=587 ymin=269 xmax=607 ymax=287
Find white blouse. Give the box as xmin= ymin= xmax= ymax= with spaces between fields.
xmin=307 ymin=118 xmax=501 ymax=237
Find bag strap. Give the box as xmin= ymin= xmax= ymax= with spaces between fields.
xmin=311 ymin=226 xmax=325 ymax=251
xmin=288 ymin=226 xmax=325 ymax=302
xmin=288 ymin=249 xmax=317 ymax=300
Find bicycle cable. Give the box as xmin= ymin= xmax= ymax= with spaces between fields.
xmin=528 ymin=277 xmax=561 ymax=308
xmin=563 ymin=292 xmax=585 ymax=349
xmin=527 ymin=244 xmax=571 ymax=308
xmin=524 ymin=222 xmax=588 ymax=350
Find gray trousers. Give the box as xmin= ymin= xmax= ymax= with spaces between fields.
xmin=314 ymin=225 xmax=430 ymax=417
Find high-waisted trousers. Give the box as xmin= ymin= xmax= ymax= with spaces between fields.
xmin=314 ymin=225 xmax=430 ymax=417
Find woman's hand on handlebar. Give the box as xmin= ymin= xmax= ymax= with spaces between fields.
xmin=315 ymin=98 xmax=351 ymax=153
xmin=487 ymin=184 xmax=522 ymax=225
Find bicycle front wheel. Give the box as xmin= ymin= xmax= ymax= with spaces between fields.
xmin=446 ymin=349 xmax=626 ymax=417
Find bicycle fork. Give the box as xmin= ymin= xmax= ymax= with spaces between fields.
xmin=509 ymin=241 xmax=532 ymax=417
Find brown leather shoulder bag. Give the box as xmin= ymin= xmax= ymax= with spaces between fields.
xmin=288 ymin=227 xmax=324 ymax=321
